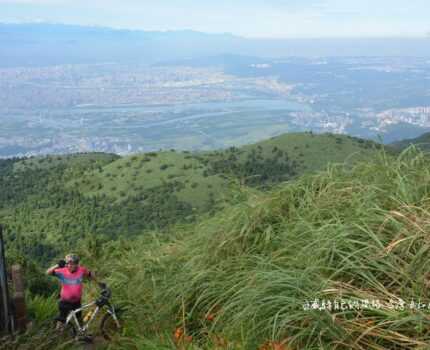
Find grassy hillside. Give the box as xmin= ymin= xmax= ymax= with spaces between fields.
xmin=11 ymin=145 xmax=430 ymax=350
xmin=66 ymin=133 xmax=382 ymax=205
xmin=245 ymin=132 xmax=380 ymax=172
xmin=391 ymin=131 xmax=430 ymax=152
xmin=7 ymin=132 xmax=382 ymax=216
xmin=0 ymin=133 xmax=383 ymax=265
xmin=71 ymin=150 xmax=231 ymax=209
xmin=201 ymin=132 xmax=382 ymax=187
xmin=0 ymin=132 xmax=384 ymax=298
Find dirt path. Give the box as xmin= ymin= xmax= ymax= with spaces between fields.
xmin=77 ymin=336 xmax=106 ymax=350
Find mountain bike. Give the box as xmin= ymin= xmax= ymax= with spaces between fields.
xmin=62 ymin=282 xmax=122 ymax=341
xmin=39 ymin=283 xmax=122 ymax=344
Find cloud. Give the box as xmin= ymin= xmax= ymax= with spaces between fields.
xmin=1 ymin=0 xmax=428 ymax=38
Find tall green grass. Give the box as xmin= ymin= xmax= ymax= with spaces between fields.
xmin=96 ymin=146 xmax=430 ymax=349
xmin=26 ymin=293 xmax=58 ymax=323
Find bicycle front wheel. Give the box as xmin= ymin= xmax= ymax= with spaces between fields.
xmin=100 ymin=313 xmax=122 ymax=340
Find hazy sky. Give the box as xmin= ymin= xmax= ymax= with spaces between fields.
xmin=1 ymin=0 xmax=429 ymax=38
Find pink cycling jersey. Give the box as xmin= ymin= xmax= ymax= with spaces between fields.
xmin=53 ymin=266 xmax=90 ymax=303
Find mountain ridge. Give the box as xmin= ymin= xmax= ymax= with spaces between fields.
xmin=2 ymin=23 xmax=430 ymax=67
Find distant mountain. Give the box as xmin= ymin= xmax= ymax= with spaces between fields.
xmin=0 ymin=23 xmax=242 ymax=67
xmin=390 ymin=131 xmax=430 ymax=151
xmin=1 ymin=23 xmax=430 ymax=67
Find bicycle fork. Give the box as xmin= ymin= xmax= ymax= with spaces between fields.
xmin=107 ymin=305 xmax=121 ymax=328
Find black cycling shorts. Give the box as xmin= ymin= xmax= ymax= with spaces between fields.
xmin=57 ymin=300 xmax=82 ymax=323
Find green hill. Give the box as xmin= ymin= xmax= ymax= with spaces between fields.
xmin=66 ymin=132 xmax=381 ymax=206
xmin=8 ymin=132 xmax=382 ymax=212
xmin=0 ymin=133 xmax=383 ymax=265
xmin=390 ymin=131 xmax=430 ymax=152
xmin=70 ymin=150 xmax=230 ymax=209
xmin=201 ymin=132 xmax=382 ymax=187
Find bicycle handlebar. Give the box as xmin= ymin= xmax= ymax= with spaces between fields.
xmin=96 ymin=282 xmax=112 ymax=305
xmin=101 ymin=288 xmax=111 ymax=298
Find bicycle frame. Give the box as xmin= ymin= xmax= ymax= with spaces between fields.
xmin=65 ymin=300 xmax=101 ymax=334
xmin=65 ymin=299 xmax=120 ymax=336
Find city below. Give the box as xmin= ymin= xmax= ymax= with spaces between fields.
xmin=1 ymin=56 xmax=429 ymax=157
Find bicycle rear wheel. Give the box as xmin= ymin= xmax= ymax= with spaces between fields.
xmin=100 ymin=313 xmax=122 ymax=340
